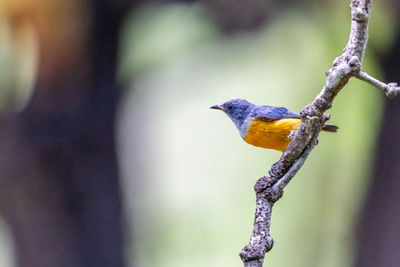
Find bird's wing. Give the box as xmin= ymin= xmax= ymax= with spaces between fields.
xmin=252 ymin=105 xmax=300 ymax=121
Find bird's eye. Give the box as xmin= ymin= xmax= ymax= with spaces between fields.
xmin=226 ymin=105 xmax=233 ymax=110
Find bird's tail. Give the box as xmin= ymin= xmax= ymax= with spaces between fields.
xmin=322 ymin=123 xmax=338 ymax=133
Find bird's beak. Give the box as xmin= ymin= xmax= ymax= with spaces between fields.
xmin=210 ymin=104 xmax=224 ymax=111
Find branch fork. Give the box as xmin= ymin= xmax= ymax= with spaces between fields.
xmin=240 ymin=1 xmax=400 ymax=266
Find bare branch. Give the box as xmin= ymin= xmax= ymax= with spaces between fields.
xmin=270 ymin=131 xmax=317 ymax=196
xmin=355 ymin=71 xmax=400 ymax=99
xmin=238 ymin=0 xmax=398 ymax=266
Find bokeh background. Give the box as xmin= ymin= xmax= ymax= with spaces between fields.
xmin=0 ymin=0 xmax=399 ymax=267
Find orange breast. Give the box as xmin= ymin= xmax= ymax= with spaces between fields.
xmin=243 ymin=118 xmax=301 ymax=151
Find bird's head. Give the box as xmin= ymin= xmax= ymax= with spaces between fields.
xmin=211 ymin=99 xmax=254 ymax=130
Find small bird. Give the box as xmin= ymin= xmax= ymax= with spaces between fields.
xmin=211 ymin=99 xmax=338 ymax=151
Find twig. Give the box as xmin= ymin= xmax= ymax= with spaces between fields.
xmin=355 ymin=71 xmax=400 ymax=99
xmin=240 ymin=1 xmax=400 ymax=266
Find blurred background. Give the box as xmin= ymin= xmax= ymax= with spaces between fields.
xmin=0 ymin=0 xmax=399 ymax=266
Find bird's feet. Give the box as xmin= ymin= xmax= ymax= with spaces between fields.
xmin=287 ymin=130 xmax=297 ymax=139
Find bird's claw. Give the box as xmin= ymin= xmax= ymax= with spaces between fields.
xmin=287 ymin=130 xmax=297 ymax=139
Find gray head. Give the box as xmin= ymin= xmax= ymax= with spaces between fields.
xmin=211 ymin=99 xmax=255 ymax=132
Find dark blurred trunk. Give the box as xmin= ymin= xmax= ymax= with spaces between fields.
xmin=203 ymin=0 xmax=324 ymax=33
xmin=354 ymin=23 xmax=400 ymax=267
xmin=0 ymin=1 xmax=133 ymax=266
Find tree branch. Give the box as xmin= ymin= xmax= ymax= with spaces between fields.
xmin=240 ymin=0 xmax=399 ymax=266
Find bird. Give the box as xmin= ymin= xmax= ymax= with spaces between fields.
xmin=211 ymin=99 xmax=338 ymax=151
